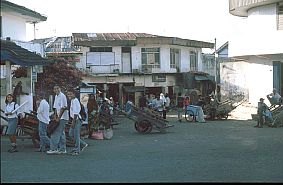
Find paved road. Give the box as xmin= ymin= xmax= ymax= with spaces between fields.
xmin=1 ymin=113 xmax=283 ymax=183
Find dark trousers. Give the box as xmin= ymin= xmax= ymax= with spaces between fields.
xmin=163 ymin=109 xmax=166 ymax=119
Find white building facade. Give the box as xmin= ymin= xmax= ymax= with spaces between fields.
xmin=223 ymin=0 xmax=283 ymax=106
xmin=73 ymin=33 xmax=214 ymax=106
xmin=1 ymin=0 xmax=47 ymax=116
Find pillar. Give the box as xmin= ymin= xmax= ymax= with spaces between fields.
xmin=5 ymin=61 xmax=12 ymax=94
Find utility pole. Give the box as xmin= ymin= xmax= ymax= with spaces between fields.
xmin=214 ymin=38 xmax=217 ymax=94
xmin=32 ymin=21 xmax=37 ymax=40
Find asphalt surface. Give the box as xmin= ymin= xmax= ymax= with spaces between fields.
xmin=1 ymin=112 xmax=283 ymax=183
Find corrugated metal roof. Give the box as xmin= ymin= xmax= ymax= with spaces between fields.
xmin=1 ymin=39 xmax=50 ymax=66
xmin=72 ymin=33 xmax=215 ymax=48
xmin=73 ymin=33 xmax=157 ymax=42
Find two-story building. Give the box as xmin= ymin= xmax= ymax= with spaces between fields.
xmin=227 ymin=0 xmax=283 ymax=106
xmin=72 ymin=33 xmax=214 ymax=106
xmin=1 ymin=0 xmax=48 ymax=116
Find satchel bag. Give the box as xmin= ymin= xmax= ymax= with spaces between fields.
xmin=91 ymin=130 xmax=104 ymax=140
xmin=47 ymin=119 xmax=60 ymax=135
xmin=103 ymin=128 xmax=113 ymax=140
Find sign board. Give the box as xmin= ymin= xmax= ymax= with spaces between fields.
xmin=32 ymin=71 xmax=37 ymax=82
xmin=79 ymin=87 xmax=96 ymax=94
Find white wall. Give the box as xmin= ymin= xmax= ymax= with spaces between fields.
xmin=1 ymin=12 xmax=27 ymax=41
xmin=79 ymin=44 xmax=204 ymax=74
xmin=229 ymin=3 xmax=283 ymax=57
xmin=220 ymin=58 xmax=274 ymax=107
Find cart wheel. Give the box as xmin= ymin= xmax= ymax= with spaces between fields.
xmin=185 ymin=110 xmax=195 ymax=122
xmin=32 ymin=137 xmax=40 ymax=148
xmin=135 ymin=120 xmax=152 ymax=134
xmin=223 ymin=113 xmax=229 ymax=120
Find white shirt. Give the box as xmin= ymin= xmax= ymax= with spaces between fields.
xmin=272 ymin=93 xmax=281 ymax=103
xmin=4 ymin=102 xmax=20 ymax=119
xmin=53 ymin=92 xmax=69 ymax=120
xmin=155 ymin=99 xmax=164 ymax=112
xmin=70 ymin=98 xmax=81 ymax=119
xmin=165 ymin=97 xmax=170 ymax=107
xmin=37 ymin=99 xmax=50 ymax=124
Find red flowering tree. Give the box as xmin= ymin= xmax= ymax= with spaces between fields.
xmin=35 ymin=60 xmax=85 ymax=96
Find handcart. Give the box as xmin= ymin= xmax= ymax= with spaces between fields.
xmin=19 ymin=112 xmax=40 ymax=148
xmin=20 ymin=111 xmax=88 ymax=148
xmin=119 ymin=105 xmax=174 ymax=134
xmin=185 ymin=105 xmax=203 ymax=122
xmin=251 ymin=104 xmax=283 ymax=127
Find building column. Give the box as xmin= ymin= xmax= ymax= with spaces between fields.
xmin=119 ymin=83 xmax=123 ymax=108
xmin=5 ymin=61 xmax=12 ymax=94
xmin=103 ymin=83 xmax=107 ymax=99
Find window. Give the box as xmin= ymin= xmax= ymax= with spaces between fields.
xmin=190 ymin=51 xmax=198 ymax=71
xmin=277 ymin=3 xmax=283 ymax=30
xmin=90 ymin=47 xmax=112 ymax=52
xmin=170 ymin=48 xmax=180 ymax=68
xmin=141 ymin=48 xmax=160 ymax=69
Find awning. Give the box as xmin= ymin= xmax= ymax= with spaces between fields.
xmin=195 ymin=75 xmax=209 ymax=81
xmin=1 ymin=39 xmax=51 ymax=66
xmin=195 ymin=75 xmax=215 ymax=82
xmin=123 ymin=86 xmax=145 ymax=93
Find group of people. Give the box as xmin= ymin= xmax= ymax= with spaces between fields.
xmin=255 ymin=88 xmax=282 ymax=128
xmin=4 ymin=86 xmax=88 ymax=155
xmin=87 ymin=94 xmax=114 ymax=137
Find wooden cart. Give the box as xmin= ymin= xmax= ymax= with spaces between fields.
xmin=20 ymin=112 xmax=88 ymax=148
xmin=18 ymin=112 xmax=40 ymax=148
xmin=119 ymin=105 xmax=174 ymax=134
xmin=251 ymin=105 xmax=283 ymax=127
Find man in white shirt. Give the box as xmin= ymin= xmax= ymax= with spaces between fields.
xmin=267 ymin=88 xmax=282 ymax=105
xmin=47 ymin=86 xmax=69 ymax=154
xmin=67 ymin=89 xmax=88 ymax=156
xmin=36 ymin=94 xmax=50 ymax=152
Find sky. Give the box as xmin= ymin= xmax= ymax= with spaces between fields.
xmin=9 ymin=0 xmax=247 ymax=52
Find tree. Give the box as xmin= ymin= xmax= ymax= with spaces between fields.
xmin=35 ymin=60 xmax=85 ymax=96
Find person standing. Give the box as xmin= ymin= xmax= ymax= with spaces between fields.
xmin=4 ymin=94 xmax=23 ymax=152
xmin=176 ymin=93 xmax=184 ymax=122
xmin=139 ymin=94 xmax=147 ymax=110
xmin=154 ymin=95 xmax=164 ymax=117
xmin=36 ymin=94 xmax=50 ymax=152
xmin=87 ymin=94 xmax=98 ymax=137
xmin=67 ymin=89 xmax=88 ymax=155
xmin=47 ymin=86 xmax=69 ymax=154
xmin=255 ymin=98 xmax=268 ymax=128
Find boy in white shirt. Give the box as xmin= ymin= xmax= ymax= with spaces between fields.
xmin=47 ymin=86 xmax=69 ymax=154
xmin=67 ymin=89 xmax=88 ymax=155
xmin=36 ymin=94 xmax=50 ymax=152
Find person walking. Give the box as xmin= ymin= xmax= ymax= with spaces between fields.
xmin=176 ymin=93 xmax=184 ymax=122
xmin=47 ymin=86 xmax=69 ymax=154
xmin=36 ymin=93 xmax=50 ymax=152
xmin=4 ymin=94 xmax=23 ymax=152
xmin=67 ymin=89 xmax=88 ymax=155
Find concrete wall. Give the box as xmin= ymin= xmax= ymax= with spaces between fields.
xmin=229 ymin=4 xmax=283 ymax=57
xmin=79 ymin=44 xmax=203 ymax=74
xmin=220 ymin=58 xmax=274 ymax=106
xmin=1 ymin=12 xmax=27 ymax=41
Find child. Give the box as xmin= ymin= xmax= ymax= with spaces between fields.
xmin=4 ymin=94 xmax=23 ymax=152
xmin=67 ymin=89 xmax=88 ymax=155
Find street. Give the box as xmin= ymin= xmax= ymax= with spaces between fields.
xmin=1 ymin=112 xmax=283 ymax=183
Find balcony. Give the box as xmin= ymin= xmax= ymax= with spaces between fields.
xmin=229 ymin=0 xmax=282 ymax=16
